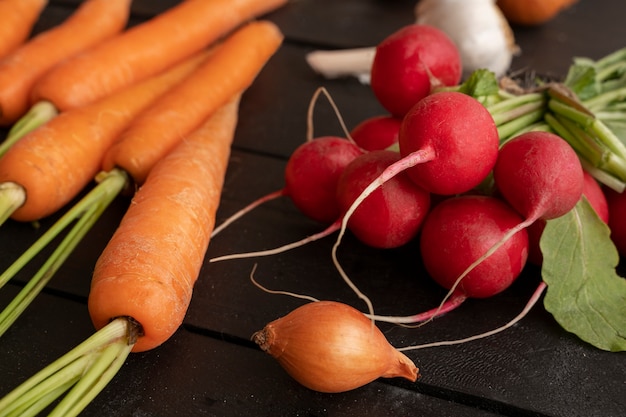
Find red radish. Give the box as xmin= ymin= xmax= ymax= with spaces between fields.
xmin=348 ymin=194 xmax=529 ymax=326
xmin=493 ymin=131 xmax=584 ymax=223
xmin=328 ymin=91 xmax=498 ymax=318
xmin=581 ymin=170 xmax=610 ymax=223
xmin=285 ymin=136 xmax=363 ymax=223
xmin=370 ymin=24 xmax=462 ymax=118
xmin=398 ymin=91 xmax=500 ymax=195
xmin=349 ymin=115 xmax=401 ymax=151
xmin=211 ymin=136 xmax=362 ymax=236
xmin=336 ymin=150 xmax=431 ymax=249
xmin=442 ymin=131 xmax=583 ymax=277
xmin=527 ymin=170 xmax=609 ymax=265
xmin=605 ymin=187 xmax=626 ymax=257
xmin=371 ymin=131 xmax=582 ymax=324
xmin=420 ymin=195 xmax=528 ymax=301
xmin=211 ymin=148 xmax=430 ymax=263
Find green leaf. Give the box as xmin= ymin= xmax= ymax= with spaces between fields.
xmin=457 ymin=69 xmax=500 ymax=99
xmin=540 ymin=198 xmax=626 ymax=352
xmin=564 ymin=64 xmax=600 ymax=101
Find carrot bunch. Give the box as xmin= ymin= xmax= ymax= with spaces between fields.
xmin=0 ymin=0 xmax=285 ymax=412
xmin=0 ymin=96 xmax=243 ymax=417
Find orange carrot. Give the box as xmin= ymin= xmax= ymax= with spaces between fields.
xmin=102 ymin=19 xmax=284 ymax=184
xmin=0 ymin=0 xmax=130 ymax=126
xmin=0 ymin=0 xmax=47 ymax=59
xmin=30 ymin=0 xmax=288 ymax=113
xmin=0 ymin=50 xmax=211 ymax=222
xmin=89 ymin=96 xmax=241 ymax=352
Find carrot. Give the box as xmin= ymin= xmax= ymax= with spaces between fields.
xmin=102 ymin=19 xmax=284 ymax=184
xmin=0 ymin=0 xmax=131 ymax=125
xmin=0 ymin=0 xmax=47 ymax=59
xmin=29 ymin=0 xmax=288 ymax=113
xmin=0 ymin=50 xmax=211 ymax=223
xmin=89 ymin=96 xmax=240 ymax=353
xmin=0 ymin=97 xmax=241 ymax=417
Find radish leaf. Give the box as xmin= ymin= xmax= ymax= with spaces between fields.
xmin=540 ymin=198 xmax=626 ymax=352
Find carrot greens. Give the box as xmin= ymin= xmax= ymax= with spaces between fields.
xmin=0 ymin=169 xmax=127 ymax=337
xmin=0 ymin=101 xmax=58 ymax=157
xmin=0 ymin=318 xmax=135 ymax=417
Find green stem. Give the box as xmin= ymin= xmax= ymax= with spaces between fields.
xmin=583 ymin=86 xmax=626 ymax=112
xmin=491 ymin=100 xmax=546 ymax=127
xmin=0 ymin=183 xmax=25 ymax=227
xmin=549 ymin=98 xmax=626 ymax=160
xmin=0 ymin=169 xmax=128 ymax=336
xmin=497 ymin=108 xmax=547 ymax=141
xmin=0 ymin=318 xmax=134 ymax=417
xmin=486 ymin=91 xmax=545 ymax=116
xmin=0 ymin=101 xmax=58 ymax=158
xmin=49 ymin=341 xmax=133 ymax=417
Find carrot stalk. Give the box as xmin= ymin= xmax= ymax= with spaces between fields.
xmin=0 ymin=0 xmax=47 ymax=59
xmin=29 ymin=0 xmax=288 ymax=114
xmin=0 ymin=170 xmax=128 ymax=337
xmin=0 ymin=96 xmax=241 ymax=416
xmin=0 ymin=318 xmax=132 ymax=417
xmin=0 ymin=101 xmax=58 ymax=157
xmin=0 ymin=0 xmax=131 ymax=125
xmin=0 ymin=182 xmax=24 ymax=225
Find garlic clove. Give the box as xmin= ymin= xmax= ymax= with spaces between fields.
xmin=305 ymin=47 xmax=375 ymax=84
xmin=252 ymin=301 xmax=419 ymax=393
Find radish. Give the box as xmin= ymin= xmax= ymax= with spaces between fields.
xmin=494 ymin=131 xmax=584 ymax=223
xmin=370 ymin=24 xmax=462 ymax=118
xmin=336 ymin=150 xmax=431 ymax=249
xmin=439 ymin=131 xmax=584 ymax=278
xmin=365 ymin=130 xmax=583 ymax=324
xmin=349 ymin=115 xmax=401 ymax=151
xmin=605 ymin=187 xmax=626 ymax=257
xmin=527 ymin=170 xmax=610 ymax=265
xmin=211 ymin=136 xmax=362 ymax=236
xmin=348 ymin=194 xmax=529 ymax=325
xmin=328 ymin=91 xmax=499 ymax=318
xmin=284 ymin=136 xmax=364 ymax=223
xmin=398 ymin=91 xmax=500 ymax=195
xmin=420 ymin=195 xmax=529 ymax=301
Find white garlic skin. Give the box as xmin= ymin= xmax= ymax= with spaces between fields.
xmin=416 ymin=0 xmax=519 ymax=78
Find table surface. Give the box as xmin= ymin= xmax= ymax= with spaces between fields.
xmin=1 ymin=1 xmax=625 ymax=416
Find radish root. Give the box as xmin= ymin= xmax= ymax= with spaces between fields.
xmin=398 ymin=281 xmax=547 ymax=351
xmin=306 ymin=86 xmax=355 ymax=144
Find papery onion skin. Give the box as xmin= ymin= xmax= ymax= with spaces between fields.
xmin=252 ymin=301 xmax=419 ymax=393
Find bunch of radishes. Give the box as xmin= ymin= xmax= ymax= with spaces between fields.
xmin=214 ymin=23 xmax=626 ymax=352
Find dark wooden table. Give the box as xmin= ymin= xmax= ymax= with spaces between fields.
xmin=1 ymin=1 xmax=625 ymax=416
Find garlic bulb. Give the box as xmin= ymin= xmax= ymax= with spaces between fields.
xmin=415 ymin=0 xmax=519 ymax=77
xmin=253 ymin=301 xmax=419 ymax=393
xmin=306 ymin=0 xmax=518 ymax=83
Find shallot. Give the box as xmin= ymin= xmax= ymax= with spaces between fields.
xmin=252 ymin=301 xmax=419 ymax=393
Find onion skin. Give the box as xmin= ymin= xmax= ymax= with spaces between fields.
xmin=496 ymin=0 xmax=578 ymax=26
xmin=252 ymin=301 xmax=419 ymax=393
